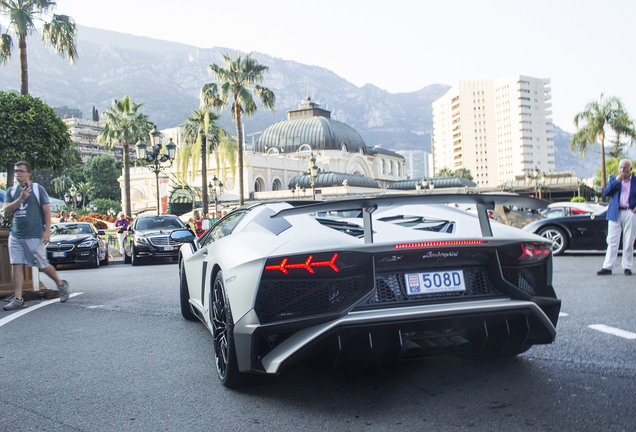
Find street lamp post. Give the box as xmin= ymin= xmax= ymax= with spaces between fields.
xmin=87 ymin=201 xmax=97 ymax=213
xmin=136 ymin=126 xmax=177 ymax=215
xmin=64 ymin=185 xmax=82 ymax=209
xmin=308 ymin=153 xmax=319 ymax=200
xmin=107 ymin=208 xmax=116 ymax=218
xmin=207 ymin=175 xmax=224 ymax=215
xmin=525 ymin=167 xmax=546 ymax=199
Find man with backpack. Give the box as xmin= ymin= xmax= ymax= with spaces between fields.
xmin=2 ymin=161 xmax=69 ymax=311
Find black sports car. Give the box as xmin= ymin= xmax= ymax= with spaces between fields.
xmin=123 ymin=215 xmax=189 ymax=266
xmin=522 ymin=207 xmax=625 ymax=255
xmin=46 ymin=222 xmax=109 ymax=268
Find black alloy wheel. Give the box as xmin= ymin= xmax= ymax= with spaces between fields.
xmin=90 ymin=249 xmax=100 ymax=268
xmin=131 ymin=246 xmax=140 ymax=266
xmin=211 ymin=271 xmax=243 ymax=387
xmin=179 ymin=260 xmax=197 ymax=321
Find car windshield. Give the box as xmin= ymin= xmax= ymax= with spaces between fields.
xmin=136 ymin=217 xmax=185 ymax=230
xmin=51 ymin=224 xmax=93 ymax=235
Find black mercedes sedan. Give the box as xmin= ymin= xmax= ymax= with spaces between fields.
xmin=522 ymin=207 xmax=627 ymax=255
xmin=46 ymin=222 xmax=109 ymax=268
xmin=123 ymin=215 xmax=189 ymax=266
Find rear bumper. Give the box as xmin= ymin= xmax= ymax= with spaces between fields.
xmin=235 ymin=298 xmax=559 ymax=374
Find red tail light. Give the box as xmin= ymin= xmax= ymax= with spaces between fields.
xmin=394 ymin=240 xmax=489 ymax=249
xmin=518 ymin=243 xmax=551 ymax=261
xmin=265 ymin=253 xmax=339 ymax=274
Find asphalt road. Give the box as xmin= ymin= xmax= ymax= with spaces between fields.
xmin=1 ymin=253 xmax=634 ymax=432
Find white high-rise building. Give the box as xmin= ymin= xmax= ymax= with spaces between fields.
xmin=431 ymin=75 xmax=554 ymax=187
xmin=396 ymin=149 xmax=431 ymax=180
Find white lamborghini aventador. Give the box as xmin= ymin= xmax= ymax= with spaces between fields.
xmin=172 ymin=194 xmax=561 ymax=387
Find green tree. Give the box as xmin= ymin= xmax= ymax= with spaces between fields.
xmin=570 ymin=94 xmax=635 ymax=189
xmin=92 ymin=106 xmax=99 ymax=121
xmin=454 ymin=167 xmax=473 ymax=181
xmin=98 ymin=95 xmax=153 ymax=216
xmin=92 ymin=198 xmax=120 ymax=216
xmin=437 ymin=166 xmax=454 ymax=177
xmin=0 ymin=0 xmax=78 ymax=96
xmin=181 ymin=107 xmax=224 ymax=215
xmin=83 ymin=155 xmax=121 ymax=202
xmin=74 ymin=181 xmax=93 ymax=208
xmin=0 ymin=91 xmax=73 ymax=188
xmin=206 ymin=52 xmax=276 ymax=205
xmin=606 ymin=110 xmax=636 ymax=159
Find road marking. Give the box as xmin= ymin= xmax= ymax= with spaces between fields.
xmin=0 ymin=293 xmax=83 ymax=328
xmin=87 ymin=305 xmax=104 ymax=309
xmin=559 ymin=312 xmax=569 ymax=317
xmin=589 ymin=324 xmax=636 ymax=340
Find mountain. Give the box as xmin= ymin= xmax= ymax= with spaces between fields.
xmin=0 ymin=25 xmax=596 ymax=177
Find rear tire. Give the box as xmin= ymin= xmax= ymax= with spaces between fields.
xmin=180 ymin=260 xmax=197 ymax=321
xmin=211 ymin=271 xmax=244 ymax=387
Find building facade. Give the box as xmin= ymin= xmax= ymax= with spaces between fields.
xmin=63 ymin=118 xmax=136 ymax=162
xmin=396 ymin=149 xmax=431 ymax=180
xmin=432 ymin=75 xmax=554 ymax=187
xmin=125 ymin=98 xmax=407 ymax=213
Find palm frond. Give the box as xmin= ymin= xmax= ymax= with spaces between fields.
xmin=41 ymin=14 xmax=78 ymax=63
xmin=0 ymin=33 xmax=13 ymax=64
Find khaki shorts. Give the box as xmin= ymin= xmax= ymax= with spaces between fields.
xmin=8 ymin=235 xmax=50 ymax=268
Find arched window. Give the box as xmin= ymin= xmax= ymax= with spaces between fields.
xmin=267 ymin=147 xmax=280 ymax=155
xmin=254 ymin=178 xmax=265 ymax=192
xmin=299 ymin=144 xmax=312 ymax=153
xmin=272 ymin=179 xmax=283 ymax=191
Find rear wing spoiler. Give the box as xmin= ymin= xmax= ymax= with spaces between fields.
xmin=271 ymin=194 xmax=548 ymax=244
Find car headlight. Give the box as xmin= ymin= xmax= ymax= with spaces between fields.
xmin=134 ymin=236 xmax=148 ymax=245
xmin=77 ymin=240 xmax=95 ymax=248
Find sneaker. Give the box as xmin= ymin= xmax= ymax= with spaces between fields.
xmin=58 ymin=280 xmax=69 ymax=303
xmin=597 ymin=268 xmax=612 ymax=275
xmin=3 ymin=297 xmax=26 ymax=311
xmin=625 ymin=269 xmax=632 ymax=276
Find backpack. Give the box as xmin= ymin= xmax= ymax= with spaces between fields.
xmin=10 ymin=182 xmax=41 ymax=206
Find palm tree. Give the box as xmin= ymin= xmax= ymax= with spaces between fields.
xmin=99 ymin=95 xmax=152 ymax=217
xmin=607 ymin=110 xmax=636 ymax=160
xmin=454 ymin=167 xmax=473 ymax=181
xmin=75 ymin=181 xmax=93 ymax=208
xmin=52 ymin=174 xmax=72 ymax=195
xmin=437 ymin=167 xmax=454 ymax=177
xmin=570 ymin=94 xmax=634 ymax=190
xmin=182 ymin=108 xmax=224 ymax=215
xmin=0 ymin=0 xmax=78 ymax=96
xmin=206 ymin=52 xmax=275 ymax=206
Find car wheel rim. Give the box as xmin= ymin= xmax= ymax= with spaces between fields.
xmin=212 ymin=277 xmax=228 ymax=380
xmin=542 ymin=229 xmax=564 ymax=252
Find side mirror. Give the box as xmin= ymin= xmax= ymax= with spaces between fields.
xmin=97 ymin=230 xmax=105 ymax=236
xmin=170 ymin=229 xmax=195 ymax=244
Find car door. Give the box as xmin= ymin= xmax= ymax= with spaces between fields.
xmin=183 ymin=211 xmax=247 ymax=310
xmin=566 ymin=211 xmax=607 ymax=250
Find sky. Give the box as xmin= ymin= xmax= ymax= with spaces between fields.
xmin=10 ymin=0 xmax=636 ymax=133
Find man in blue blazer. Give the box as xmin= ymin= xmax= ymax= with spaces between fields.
xmin=598 ymin=159 xmax=636 ymax=275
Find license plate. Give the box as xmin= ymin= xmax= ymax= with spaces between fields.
xmin=163 ymin=246 xmax=175 ymax=251
xmin=52 ymin=252 xmax=66 ymax=258
xmin=404 ymin=270 xmax=466 ymax=295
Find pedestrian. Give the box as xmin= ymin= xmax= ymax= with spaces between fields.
xmin=2 ymin=161 xmax=69 ymax=311
xmin=59 ymin=210 xmax=68 ymax=223
xmin=597 ymin=158 xmax=636 ymax=276
xmin=188 ymin=217 xmax=196 ymax=234
xmin=194 ymin=210 xmax=203 ymax=237
xmin=114 ymin=212 xmax=129 ymax=256
xmin=208 ymin=212 xmax=218 ymax=226
xmin=68 ymin=211 xmax=77 ymax=222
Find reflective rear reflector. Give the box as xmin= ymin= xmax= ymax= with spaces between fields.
xmin=394 ymin=240 xmax=489 ymax=249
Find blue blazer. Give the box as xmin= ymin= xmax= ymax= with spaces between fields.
xmin=603 ymin=175 xmax=636 ymax=222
